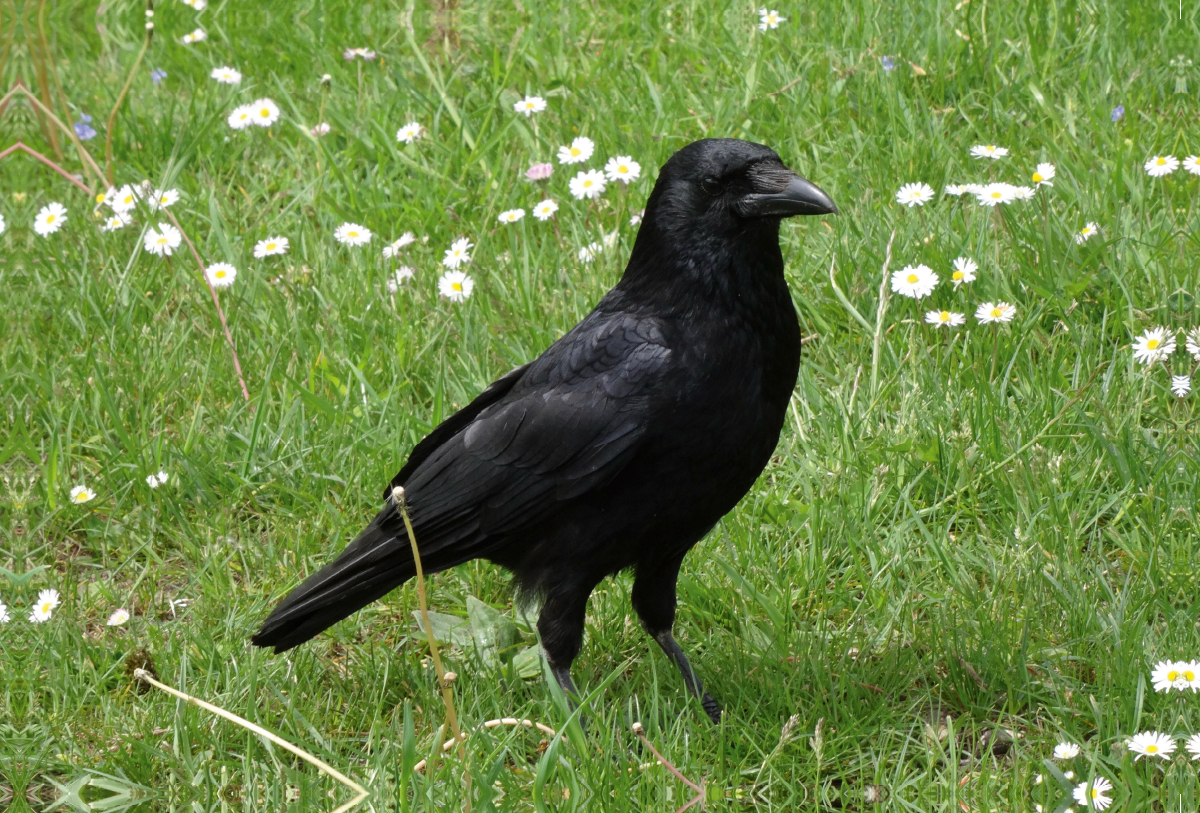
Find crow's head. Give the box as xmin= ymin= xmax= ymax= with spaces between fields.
xmin=644 ymin=138 xmax=837 ymax=238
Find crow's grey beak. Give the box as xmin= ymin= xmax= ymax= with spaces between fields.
xmin=739 ymin=174 xmax=838 ymax=218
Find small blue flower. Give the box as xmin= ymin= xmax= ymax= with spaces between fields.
xmin=151 ymin=67 xmax=168 ymax=85
xmin=73 ymin=117 xmax=96 ymax=140
xmin=1111 ymin=105 xmax=1124 ymax=122
xmin=881 ymin=56 xmax=896 ymax=72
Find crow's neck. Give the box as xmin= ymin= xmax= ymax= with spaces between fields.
xmin=612 ymin=219 xmax=793 ymax=329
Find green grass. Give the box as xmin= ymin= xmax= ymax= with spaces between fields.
xmin=3 ymin=0 xmax=1199 ymax=810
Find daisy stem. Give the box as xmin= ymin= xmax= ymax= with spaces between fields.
xmin=990 ymin=325 xmax=1000 ymax=380
xmin=104 ymin=24 xmax=152 ymax=185
xmin=159 ymin=208 xmax=252 ymax=404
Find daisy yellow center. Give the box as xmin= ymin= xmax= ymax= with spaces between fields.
xmin=260 ymin=109 xmax=271 ymax=117
xmin=46 ymin=215 xmax=56 ymax=223
xmin=157 ymin=236 xmax=168 ymax=244
xmin=266 ymin=243 xmax=276 ymax=250
xmin=1147 ymin=339 xmax=1160 ymax=350
xmin=990 ymin=308 xmax=1002 ymax=318
xmin=583 ymin=180 xmax=593 ymax=187
xmin=1091 ymin=790 xmax=1100 ymax=799
xmin=96 ymin=194 xmax=106 ymax=203
xmin=1032 ymin=172 xmax=1043 ymax=182
xmin=348 ymin=231 xmax=358 ymax=238
xmin=451 ymin=282 xmax=463 ymax=291
xmin=619 ymin=165 xmax=628 ymax=172
xmin=938 ymin=311 xmax=950 ymax=321
xmin=985 ymin=146 xmax=995 ymax=152
xmin=40 ymin=602 xmax=52 ymax=612
xmin=570 ymin=147 xmax=581 ymax=156
xmin=952 ymin=271 xmax=964 ymax=280
xmin=1146 ymin=744 xmax=1158 ymax=752
xmin=1156 ymin=157 xmax=1167 ymax=165
xmin=990 ymin=191 xmax=1002 ymax=199
xmin=215 ymin=270 xmax=227 ymax=279
xmin=906 ymin=273 xmax=918 ymax=284
xmin=1186 ymin=670 xmax=1195 ymax=680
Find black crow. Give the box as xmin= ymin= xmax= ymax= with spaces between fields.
xmin=252 ymin=138 xmax=836 ymax=723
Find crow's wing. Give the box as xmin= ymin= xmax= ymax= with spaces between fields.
xmin=397 ymin=311 xmax=671 ymax=565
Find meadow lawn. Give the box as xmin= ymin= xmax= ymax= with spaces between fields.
xmin=3 ymin=0 xmax=1199 ymax=810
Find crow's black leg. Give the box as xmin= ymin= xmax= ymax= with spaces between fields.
xmin=632 ymin=557 xmax=723 ymax=724
xmin=538 ymin=581 xmax=599 ymax=724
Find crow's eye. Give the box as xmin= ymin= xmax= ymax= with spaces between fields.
xmin=701 ymin=177 xmax=721 ymax=196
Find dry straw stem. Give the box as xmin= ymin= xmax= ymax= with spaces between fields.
xmin=631 ymin=722 xmax=705 ymax=812
xmin=392 ymin=486 xmax=465 ymax=770
xmin=132 ymin=668 xmax=369 ymax=813
xmin=4 ymin=83 xmax=106 ymax=189
xmin=159 ymin=207 xmax=253 ymax=403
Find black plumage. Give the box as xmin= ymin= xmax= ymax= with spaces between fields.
xmin=252 ymin=138 xmax=837 ymax=722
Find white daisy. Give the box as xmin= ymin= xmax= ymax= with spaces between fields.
xmin=1172 ymin=375 xmax=1192 ymax=398
xmin=975 ymin=302 xmax=1016 ymax=324
xmin=34 ymin=202 xmax=67 ymax=236
xmin=228 ymin=104 xmax=255 ymax=130
xmin=895 ymin=182 xmax=935 ymax=207
xmin=970 ymin=144 xmax=1008 ymax=160
xmin=569 ymin=169 xmax=608 ymax=200
xmin=925 ymin=310 xmax=965 ymax=328
xmin=180 ymin=28 xmax=206 ymax=44
xmin=944 ymin=184 xmax=969 ymax=196
xmin=578 ymin=242 xmax=601 ymax=263
xmin=1072 ymin=777 xmax=1113 ymax=811
xmin=382 ymin=233 xmax=416 ymax=258
xmin=101 ymin=213 xmax=131 ymax=232
xmin=0 ymin=600 xmax=9 ymax=624
xmin=1183 ymin=156 xmax=1200 ymax=176
xmin=251 ymin=98 xmax=280 ymax=127
xmin=438 ymin=270 xmax=473 ymax=302
xmin=975 ymin=182 xmax=1017 ymax=206
xmin=386 ymin=267 xmax=415 ymax=292
xmin=1010 ymin=185 xmax=1036 ymax=200
xmin=107 ymin=608 xmax=131 ymax=626
xmin=1144 ymin=155 xmax=1178 ymax=177
xmin=70 ymin=485 xmax=96 ymax=504
xmin=513 ymin=95 xmax=547 ymax=116
xmin=184 ymin=0 xmax=207 ymax=8
xmin=146 ymin=473 xmax=160 ymax=488
xmin=108 ymin=184 xmax=141 ymax=212
xmin=1032 ymin=163 xmax=1055 ymax=186
xmin=334 ymin=223 xmax=372 ymax=246
xmin=155 ymin=471 xmax=169 ymax=486
xmin=205 ymin=262 xmax=237 ymax=288
xmin=532 ymin=199 xmax=559 ymax=221
xmin=254 ymin=236 xmax=289 ymax=257
xmin=757 ymin=8 xmax=786 ymax=30
xmin=1152 ymin=660 xmax=1186 ymax=691
xmin=557 ymin=136 xmax=595 ymax=165
xmin=1131 ymin=328 xmax=1175 ymax=366
xmin=1053 ymin=742 xmax=1081 ymax=759
xmin=1127 ymin=731 xmax=1175 ymax=760
xmin=890 ymin=264 xmax=938 ymax=299
xmin=604 ymin=156 xmax=642 ymax=184
xmin=143 ymin=223 xmax=182 ymax=256
xmin=29 ymin=589 xmax=61 ymax=623
xmin=1188 ymin=327 xmax=1200 ymax=360
xmin=149 ymin=189 xmax=179 ymax=211
xmin=442 ymin=237 xmax=473 ymax=269
xmin=498 ymin=208 xmax=525 ymax=224
xmin=1074 ymin=222 xmax=1099 ymax=244
xmin=396 ymin=122 xmax=422 ymax=144
xmin=950 ymin=256 xmax=977 ymax=288
xmin=1186 ymin=732 xmax=1200 ymax=759
xmin=210 ymin=66 xmax=242 ymax=85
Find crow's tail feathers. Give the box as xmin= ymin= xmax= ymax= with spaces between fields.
xmin=251 ymin=509 xmax=416 ymax=654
